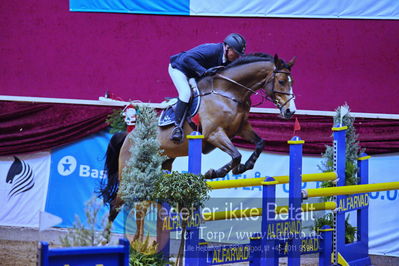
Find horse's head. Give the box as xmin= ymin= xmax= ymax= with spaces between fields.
xmin=264 ymin=54 xmax=296 ymax=119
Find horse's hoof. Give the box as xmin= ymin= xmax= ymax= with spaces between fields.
xmin=205 ymin=169 xmax=217 ymax=179
xmin=232 ymin=164 xmax=246 ymax=175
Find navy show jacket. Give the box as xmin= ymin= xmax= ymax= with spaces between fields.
xmin=170 ymin=43 xmax=225 ymax=78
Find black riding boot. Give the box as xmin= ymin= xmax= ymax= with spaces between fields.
xmin=170 ymin=99 xmax=189 ymax=143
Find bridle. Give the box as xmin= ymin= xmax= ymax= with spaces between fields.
xmin=263 ymin=70 xmax=295 ymax=109
xmin=207 ymin=68 xmax=295 ymax=109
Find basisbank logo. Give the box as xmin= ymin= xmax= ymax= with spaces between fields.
xmin=58 ymin=156 xmax=77 ymax=176
xmin=57 ymin=155 xmax=106 ymax=178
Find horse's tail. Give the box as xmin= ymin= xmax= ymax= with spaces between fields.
xmin=98 ymin=131 xmax=128 ymax=206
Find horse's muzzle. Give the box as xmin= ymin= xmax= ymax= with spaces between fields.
xmin=283 ymin=108 xmax=295 ymax=119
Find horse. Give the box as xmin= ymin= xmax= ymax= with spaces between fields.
xmin=100 ymin=53 xmax=296 ymax=241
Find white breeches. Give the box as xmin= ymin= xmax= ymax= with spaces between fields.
xmin=168 ymin=64 xmax=191 ymax=103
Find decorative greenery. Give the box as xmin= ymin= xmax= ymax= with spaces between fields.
xmin=119 ymin=105 xmax=166 ymax=208
xmin=130 ymin=234 xmax=158 ymax=255
xmin=315 ymin=104 xmax=364 ymax=243
xmin=117 ymin=105 xmax=171 ymax=263
xmin=154 ymin=172 xmax=211 ymax=210
xmin=318 ymin=104 xmax=364 ymax=187
xmin=60 ymin=196 xmax=111 ymax=247
xmin=313 ymin=213 xmax=357 ymax=243
xmin=130 ymin=249 xmax=170 ymax=266
xmin=106 ymin=108 xmax=127 ymax=133
xmin=153 ymin=171 xmax=211 ymax=266
xmin=129 ymin=235 xmax=171 ymax=266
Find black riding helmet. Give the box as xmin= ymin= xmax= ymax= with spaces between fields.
xmin=224 ymin=33 xmax=246 ymax=55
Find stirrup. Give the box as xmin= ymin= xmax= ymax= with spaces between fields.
xmin=170 ymin=126 xmax=184 ymax=143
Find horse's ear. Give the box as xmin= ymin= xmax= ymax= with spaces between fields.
xmin=288 ymin=56 xmax=297 ymax=68
xmin=274 ymin=54 xmax=282 ymax=69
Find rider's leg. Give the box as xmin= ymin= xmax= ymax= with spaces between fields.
xmin=171 ymin=99 xmax=189 ymax=141
xmin=168 ymin=64 xmax=191 ymax=142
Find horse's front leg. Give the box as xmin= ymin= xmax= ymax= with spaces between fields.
xmin=232 ymin=121 xmax=265 ymax=175
xmin=204 ymin=129 xmax=242 ymax=179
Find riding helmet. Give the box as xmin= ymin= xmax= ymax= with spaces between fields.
xmin=224 ymin=33 xmax=246 ymax=55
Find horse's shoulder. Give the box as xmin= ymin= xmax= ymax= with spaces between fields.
xmin=197 ymin=77 xmax=213 ymax=92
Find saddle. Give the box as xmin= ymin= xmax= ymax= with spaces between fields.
xmin=158 ymin=85 xmax=201 ymax=127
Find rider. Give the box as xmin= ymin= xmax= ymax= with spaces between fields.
xmin=168 ymin=33 xmax=247 ymax=143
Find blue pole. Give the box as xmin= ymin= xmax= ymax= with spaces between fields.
xmin=40 ymin=242 xmax=49 ymax=266
xmin=188 ymin=131 xmax=203 ymax=175
xmin=249 ymin=233 xmax=262 ymax=266
xmin=358 ymin=153 xmax=369 ymax=245
xmin=185 ymin=131 xmax=204 ymax=266
xmin=261 ymin=176 xmax=278 ymax=265
xmin=198 ymin=240 xmax=208 ymax=265
xmin=319 ymin=226 xmax=333 ymax=266
xmin=287 ymin=136 xmax=304 ymax=266
xmin=357 ymin=153 xmax=371 ymax=264
xmin=332 ymin=125 xmax=347 ymax=265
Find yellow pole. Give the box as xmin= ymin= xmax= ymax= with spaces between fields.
xmin=276 ymin=201 xmax=336 ymax=214
xmin=207 ymin=177 xmax=264 ymax=190
xmin=207 ymin=172 xmax=337 ymax=190
xmin=305 ymin=182 xmax=399 ymax=198
xmin=202 ymin=202 xmax=336 ymax=221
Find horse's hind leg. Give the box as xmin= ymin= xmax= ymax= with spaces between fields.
xmin=109 ymin=196 xmax=124 ymax=224
xmin=204 ymin=129 xmax=242 ymax=179
xmin=232 ymin=121 xmax=265 ymax=175
xmin=162 ymin=158 xmax=175 ymax=173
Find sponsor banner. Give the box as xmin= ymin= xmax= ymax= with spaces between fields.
xmin=0 ymin=152 xmax=50 ymax=227
xmin=368 ymin=154 xmax=399 ymax=256
xmin=70 ymin=0 xmax=399 ymax=19
xmin=44 ymin=131 xmax=127 ymax=231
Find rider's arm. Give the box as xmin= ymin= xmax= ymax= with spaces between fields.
xmin=181 ymin=55 xmax=207 ymax=77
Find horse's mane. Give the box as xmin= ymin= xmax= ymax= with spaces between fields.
xmin=223 ymin=52 xmax=290 ymax=70
xmin=224 ymin=53 xmax=274 ymax=69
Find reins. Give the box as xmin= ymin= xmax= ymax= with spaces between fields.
xmin=198 ymin=69 xmax=294 ymax=108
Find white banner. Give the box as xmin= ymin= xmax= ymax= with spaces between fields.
xmin=368 ymin=154 xmax=399 ymax=256
xmin=190 ymin=0 xmax=399 ymax=19
xmin=0 ymin=152 xmax=51 ymax=227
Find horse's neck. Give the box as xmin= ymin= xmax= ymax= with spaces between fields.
xmin=217 ymin=62 xmax=273 ymax=95
xmin=198 ymin=61 xmax=273 ymax=99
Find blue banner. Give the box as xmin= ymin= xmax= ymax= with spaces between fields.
xmin=45 ymin=131 xmax=129 ymax=232
xmin=70 ymin=0 xmax=190 ymax=15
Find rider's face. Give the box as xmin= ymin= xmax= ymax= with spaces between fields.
xmin=226 ymin=47 xmax=240 ymax=62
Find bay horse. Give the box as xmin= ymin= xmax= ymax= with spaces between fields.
xmin=100 ymin=53 xmax=296 ymax=241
